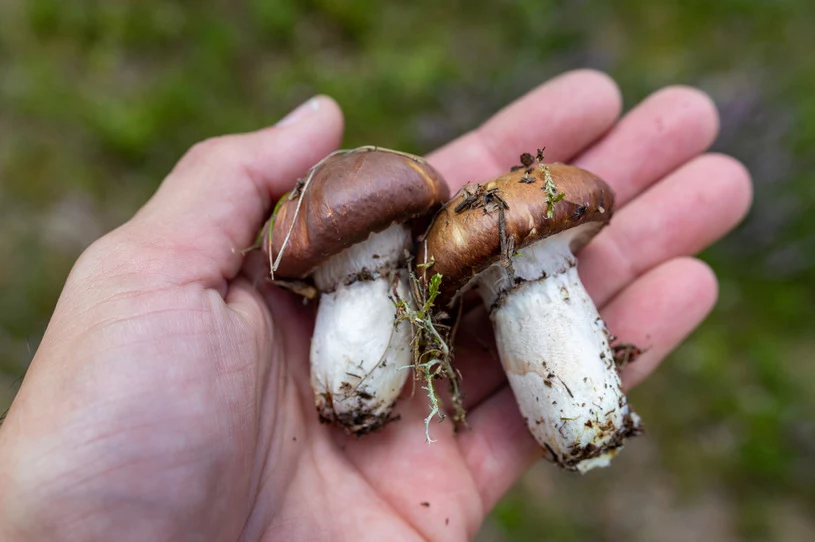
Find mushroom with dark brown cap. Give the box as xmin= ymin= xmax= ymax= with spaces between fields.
xmin=419 ymin=158 xmax=642 ymax=472
xmin=263 ymin=146 xmax=449 ymax=435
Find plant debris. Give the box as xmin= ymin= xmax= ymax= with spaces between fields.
xmin=508 ymin=148 xmax=565 ymax=214
xmin=451 ymin=184 xmax=515 ymax=274
xmin=571 ymin=203 xmax=589 ymax=221
xmin=453 ymin=185 xmax=509 ymax=214
xmin=394 ymin=265 xmax=466 ymax=443
xmin=611 ymin=342 xmax=645 ymax=370
xmin=534 ymin=148 xmax=566 ymax=218
xmin=497 ymin=201 xmax=515 ymax=274
xmin=270 ymin=279 xmax=319 ymax=300
xmin=290 ymin=177 xmax=306 ymax=198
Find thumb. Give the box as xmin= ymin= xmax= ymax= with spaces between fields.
xmin=115 ymin=95 xmax=345 ymax=289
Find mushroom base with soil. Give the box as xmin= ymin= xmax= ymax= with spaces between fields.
xmin=476 ymin=224 xmax=643 ymax=473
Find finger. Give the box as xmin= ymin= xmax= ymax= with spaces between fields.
xmin=121 ymin=96 xmax=344 ymax=286
xmin=456 ymin=257 xmax=718 ymax=510
xmin=448 ymin=304 xmax=501 ymax=411
xmin=608 ymin=259 xmax=719 ymax=390
xmin=574 ymin=85 xmax=720 ymax=206
xmin=224 ymin=274 xmax=313 ymax=385
xmin=579 ymin=153 xmax=752 ymax=306
xmin=427 ymin=69 xmax=622 ymax=190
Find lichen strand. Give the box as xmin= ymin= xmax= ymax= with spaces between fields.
xmin=317 ymin=391 xmax=400 ymax=436
xmin=399 ymin=269 xmax=467 ymax=442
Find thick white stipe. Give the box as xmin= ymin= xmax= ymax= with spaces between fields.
xmin=310 ymin=224 xmax=414 ymax=433
xmin=477 ymin=226 xmax=641 ymax=472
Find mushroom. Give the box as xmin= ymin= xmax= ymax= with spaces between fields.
xmin=418 ymin=160 xmax=642 ymax=472
xmin=263 ymin=147 xmax=449 ymax=435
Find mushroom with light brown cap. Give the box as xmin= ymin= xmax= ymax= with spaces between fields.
xmin=419 ymin=157 xmax=642 ymax=472
xmin=263 ymin=146 xmax=449 ymax=435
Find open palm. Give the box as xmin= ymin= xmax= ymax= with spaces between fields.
xmin=0 ymin=71 xmax=751 ymax=542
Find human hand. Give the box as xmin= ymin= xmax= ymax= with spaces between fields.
xmin=0 ymin=70 xmax=751 ymax=542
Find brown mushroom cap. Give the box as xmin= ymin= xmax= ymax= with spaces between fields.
xmin=266 ymin=148 xmax=449 ymax=279
xmin=419 ymin=163 xmax=614 ymax=303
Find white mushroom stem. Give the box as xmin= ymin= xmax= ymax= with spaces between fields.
xmin=310 ymin=223 xmax=414 ymax=434
xmin=476 ymin=224 xmax=642 ymax=473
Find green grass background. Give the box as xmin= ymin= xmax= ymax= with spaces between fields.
xmin=1 ymin=1 xmax=814 ymax=540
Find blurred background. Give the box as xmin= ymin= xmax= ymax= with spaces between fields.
xmin=1 ymin=1 xmax=813 ymax=540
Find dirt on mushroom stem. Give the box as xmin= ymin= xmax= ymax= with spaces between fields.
xmin=308 ymin=223 xmax=417 ymax=435
xmin=475 ymin=225 xmax=644 ymax=472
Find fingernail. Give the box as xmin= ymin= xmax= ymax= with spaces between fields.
xmin=276 ymin=97 xmax=320 ymax=127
